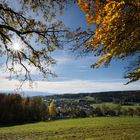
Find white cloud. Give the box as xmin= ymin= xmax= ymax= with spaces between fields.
xmin=78 ymin=65 xmax=88 ymax=69
xmin=55 ymin=56 xmax=71 ymax=65
xmin=0 ymin=78 xmax=140 ymax=95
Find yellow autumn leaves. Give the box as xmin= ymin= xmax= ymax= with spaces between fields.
xmin=77 ymin=0 xmax=94 ymax=25
xmin=77 ymin=0 xmax=138 ymax=63
xmin=77 ymin=0 xmax=140 ymax=83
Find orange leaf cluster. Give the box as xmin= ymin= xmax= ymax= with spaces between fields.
xmin=77 ymin=0 xmax=140 ymax=83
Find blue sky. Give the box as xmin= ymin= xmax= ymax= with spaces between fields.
xmin=0 ymin=3 xmax=140 ymax=95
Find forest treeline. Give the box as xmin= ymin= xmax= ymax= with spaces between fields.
xmin=0 ymin=94 xmax=47 ymax=125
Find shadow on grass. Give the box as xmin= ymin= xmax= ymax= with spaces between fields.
xmin=0 ymin=121 xmax=42 ymax=127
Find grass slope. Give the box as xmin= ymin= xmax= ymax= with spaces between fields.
xmin=0 ymin=117 xmax=140 ymax=140
xmin=91 ymin=103 xmax=139 ymax=109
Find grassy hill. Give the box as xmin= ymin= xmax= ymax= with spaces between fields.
xmin=0 ymin=117 xmax=140 ymax=140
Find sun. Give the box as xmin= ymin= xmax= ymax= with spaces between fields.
xmin=12 ymin=42 xmax=21 ymax=51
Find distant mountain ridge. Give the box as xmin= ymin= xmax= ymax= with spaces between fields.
xmin=0 ymin=90 xmax=52 ymax=96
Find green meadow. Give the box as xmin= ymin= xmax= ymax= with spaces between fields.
xmin=0 ymin=117 xmax=140 ymax=140
xmin=91 ymin=102 xmax=139 ymax=109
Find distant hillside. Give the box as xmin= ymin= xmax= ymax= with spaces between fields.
xmin=44 ymin=90 xmax=140 ymax=103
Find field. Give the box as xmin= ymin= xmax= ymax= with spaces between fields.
xmin=0 ymin=117 xmax=140 ymax=140
xmin=91 ymin=102 xmax=139 ymax=109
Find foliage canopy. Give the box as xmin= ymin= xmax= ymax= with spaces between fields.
xmin=77 ymin=0 xmax=140 ymax=84
xmin=0 ymin=0 xmax=68 ymax=83
xmin=0 ymin=0 xmax=140 ymax=85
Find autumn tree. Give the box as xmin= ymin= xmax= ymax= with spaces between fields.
xmin=76 ymin=0 xmax=140 ymax=84
xmin=0 ymin=0 xmax=69 ymax=83
xmin=48 ymin=100 xmax=56 ymax=118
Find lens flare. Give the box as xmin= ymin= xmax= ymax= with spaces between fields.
xmin=12 ymin=42 xmax=21 ymax=51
